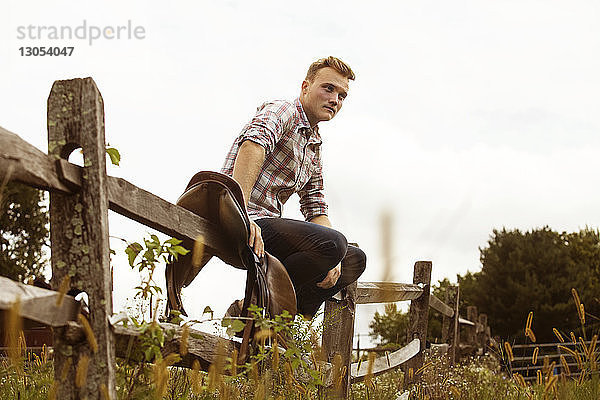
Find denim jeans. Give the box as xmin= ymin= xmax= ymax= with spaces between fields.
xmin=255 ymin=217 xmax=367 ymax=317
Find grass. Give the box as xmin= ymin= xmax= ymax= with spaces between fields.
xmin=0 ymin=346 xmax=54 ymax=400
xmin=3 ymin=345 xmax=600 ymax=399
xmin=3 ymin=286 xmax=600 ymax=399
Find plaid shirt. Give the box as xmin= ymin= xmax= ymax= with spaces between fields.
xmin=221 ymin=98 xmax=328 ymax=221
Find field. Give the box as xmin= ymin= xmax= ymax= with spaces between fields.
xmin=2 ymin=341 xmax=600 ymax=400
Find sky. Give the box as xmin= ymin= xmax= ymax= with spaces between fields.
xmin=2 ymin=0 xmax=599 ymax=346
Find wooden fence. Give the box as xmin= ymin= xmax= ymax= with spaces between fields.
xmin=509 ymin=341 xmax=593 ymax=381
xmin=0 ymin=77 xmax=490 ymax=399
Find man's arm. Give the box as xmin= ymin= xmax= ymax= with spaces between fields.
xmin=232 ymin=140 xmax=265 ymax=205
xmin=232 ymin=140 xmax=266 ymax=257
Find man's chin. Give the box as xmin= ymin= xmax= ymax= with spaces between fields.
xmin=321 ymin=112 xmax=334 ymax=121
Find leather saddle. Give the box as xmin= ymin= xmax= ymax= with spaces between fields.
xmin=165 ymin=171 xmax=297 ymax=359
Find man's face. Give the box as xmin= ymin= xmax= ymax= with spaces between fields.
xmin=300 ymin=67 xmax=349 ymax=127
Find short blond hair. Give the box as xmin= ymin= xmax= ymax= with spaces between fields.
xmin=305 ymin=56 xmax=355 ymax=82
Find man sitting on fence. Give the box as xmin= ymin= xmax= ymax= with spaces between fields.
xmin=222 ymin=56 xmax=366 ymax=319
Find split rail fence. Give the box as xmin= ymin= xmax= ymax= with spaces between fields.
xmin=0 ymin=78 xmax=490 ymax=399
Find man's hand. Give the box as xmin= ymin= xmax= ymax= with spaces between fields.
xmin=316 ymin=263 xmax=341 ymax=289
xmin=249 ymin=220 xmax=264 ymax=258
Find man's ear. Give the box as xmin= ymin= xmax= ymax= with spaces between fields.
xmin=301 ymin=80 xmax=309 ymax=94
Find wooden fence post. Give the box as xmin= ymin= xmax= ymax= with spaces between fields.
xmin=478 ymin=313 xmax=488 ymax=350
xmin=403 ymin=261 xmax=432 ymax=386
xmin=466 ymin=306 xmax=478 ymax=347
xmin=322 ymin=281 xmax=357 ymax=399
xmin=441 ymin=291 xmax=450 ymax=343
xmin=442 ymin=285 xmax=460 ymax=365
xmin=48 ymin=78 xmax=116 ymax=399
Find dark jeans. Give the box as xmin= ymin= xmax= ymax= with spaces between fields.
xmin=255 ymin=217 xmax=366 ymax=317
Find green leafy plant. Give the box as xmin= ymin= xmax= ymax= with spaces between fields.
xmin=106 ymin=145 xmax=121 ymax=166
xmin=116 ymin=234 xmax=188 ymax=399
xmin=125 ymin=234 xmax=189 ymax=300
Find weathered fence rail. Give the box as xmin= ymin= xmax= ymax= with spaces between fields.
xmin=0 ymin=126 xmax=223 ymax=250
xmin=0 ymin=276 xmax=233 ymax=369
xmin=430 ymin=293 xmax=454 ymax=317
xmin=355 ymin=281 xmax=423 ymax=303
xmin=0 ymin=78 xmax=490 ymax=399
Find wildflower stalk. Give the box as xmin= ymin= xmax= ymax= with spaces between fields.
xmin=572 ymin=288 xmax=587 ymax=341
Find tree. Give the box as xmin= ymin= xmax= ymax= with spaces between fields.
xmin=369 ymin=281 xmax=446 ymax=347
xmin=369 ymin=303 xmax=409 ymax=347
xmin=456 ymin=271 xmax=481 ymax=316
xmin=0 ymin=181 xmax=49 ymax=282
xmin=465 ymin=227 xmax=600 ymax=342
xmin=369 ymin=226 xmax=600 ymax=346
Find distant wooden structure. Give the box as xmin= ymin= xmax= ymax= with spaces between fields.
xmin=509 ymin=341 xmax=591 ymax=381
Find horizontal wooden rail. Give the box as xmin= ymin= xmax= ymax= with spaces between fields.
xmin=522 ymin=371 xmax=596 ymax=381
xmin=350 ymin=339 xmax=420 ymax=383
xmin=429 ymin=294 xmax=454 ymax=317
xmin=511 ymin=362 xmax=581 ymax=372
xmin=113 ymin=322 xmax=236 ymax=370
xmin=0 ymin=126 xmax=225 ymax=253
xmin=0 ymin=324 xmax=236 ymax=372
xmin=459 ymin=317 xmax=474 ymax=326
xmin=0 ymin=276 xmax=80 ymax=327
xmin=355 ymin=282 xmax=422 ymax=304
xmin=511 ymin=341 xmax=590 ymax=349
xmin=511 ymin=351 xmax=587 ymax=363
xmin=353 ymin=347 xmax=399 ymax=353
xmin=54 ymin=320 xmax=238 ymax=371
xmin=0 ymin=276 xmax=236 ymax=370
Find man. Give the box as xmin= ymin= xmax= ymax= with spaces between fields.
xmin=222 ymin=56 xmax=366 ymax=318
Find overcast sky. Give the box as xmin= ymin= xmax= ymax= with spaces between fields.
xmin=2 ymin=0 xmax=599 ymax=345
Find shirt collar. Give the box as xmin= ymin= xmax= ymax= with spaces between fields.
xmin=294 ymin=97 xmax=322 ymax=145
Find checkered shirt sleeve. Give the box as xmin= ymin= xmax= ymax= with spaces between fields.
xmin=298 ymin=149 xmax=328 ymax=221
xmin=240 ymin=101 xmax=294 ymax=154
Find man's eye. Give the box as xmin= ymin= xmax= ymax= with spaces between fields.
xmin=325 ymin=85 xmax=334 ymax=92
